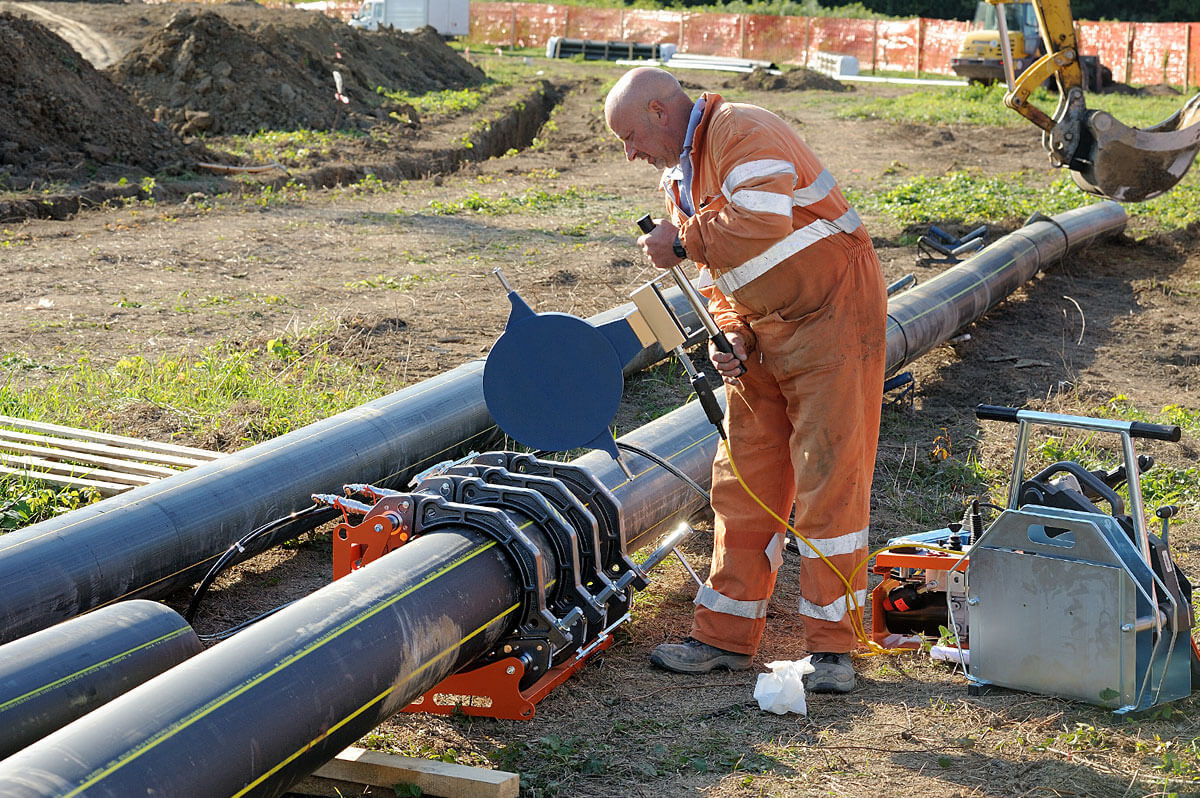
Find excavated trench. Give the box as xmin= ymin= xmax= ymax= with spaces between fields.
xmin=0 ymin=79 xmax=563 ymax=222
xmin=0 ymin=5 xmax=563 ymax=222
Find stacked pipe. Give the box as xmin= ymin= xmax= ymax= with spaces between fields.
xmin=0 ymin=399 xmax=717 ymax=797
xmin=0 ymin=290 xmax=704 ymax=647
xmin=0 ymin=203 xmax=1128 ymax=795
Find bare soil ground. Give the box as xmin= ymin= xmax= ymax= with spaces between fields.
xmin=2 ymin=4 xmax=1200 ymax=797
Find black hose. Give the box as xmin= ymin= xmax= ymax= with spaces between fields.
xmin=197 ymin=602 xmax=297 ymax=643
xmin=616 ymin=440 xmax=711 ymax=505
xmin=184 ymin=504 xmax=333 ymax=623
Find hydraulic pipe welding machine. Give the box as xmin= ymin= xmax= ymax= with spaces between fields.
xmin=872 ymin=404 xmax=1195 ymax=713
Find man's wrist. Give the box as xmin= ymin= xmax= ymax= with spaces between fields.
xmin=672 ymin=235 xmax=688 ymax=260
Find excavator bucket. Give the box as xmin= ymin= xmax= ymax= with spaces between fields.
xmin=1070 ymin=92 xmax=1200 ymax=202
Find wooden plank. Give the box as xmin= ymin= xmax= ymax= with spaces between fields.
xmin=0 ymin=428 xmax=213 ymax=469
xmin=0 ymin=465 xmax=128 ymax=496
xmin=308 ymin=747 xmax=518 ymax=798
xmin=0 ymin=453 xmax=155 ymax=487
xmin=0 ymin=415 xmax=221 ymax=460
xmin=0 ymin=438 xmax=179 ymax=478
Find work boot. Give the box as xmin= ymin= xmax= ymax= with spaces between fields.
xmin=805 ymin=652 xmax=855 ymax=693
xmin=650 ymin=637 xmax=752 ymax=674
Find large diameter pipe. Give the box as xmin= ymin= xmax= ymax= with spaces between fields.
xmin=0 ymin=600 xmax=202 ymax=761
xmin=884 ymin=201 xmax=1127 ymax=373
xmin=0 ymin=291 xmax=702 ymax=645
xmin=0 ymin=401 xmax=716 ymax=798
xmin=0 ymin=530 xmax=525 ymax=798
xmin=0 ymin=198 xmax=1124 ymax=646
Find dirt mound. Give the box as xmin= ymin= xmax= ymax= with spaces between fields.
xmin=0 ymin=13 xmax=194 ymax=189
xmin=110 ymin=6 xmax=486 ymax=136
xmin=727 ymin=66 xmax=850 ymax=93
xmin=1101 ymin=81 xmax=1184 ymax=98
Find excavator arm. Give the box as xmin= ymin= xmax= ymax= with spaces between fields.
xmin=992 ymin=0 xmax=1200 ymax=201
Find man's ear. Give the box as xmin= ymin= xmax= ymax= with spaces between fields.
xmin=647 ymin=99 xmax=667 ymax=126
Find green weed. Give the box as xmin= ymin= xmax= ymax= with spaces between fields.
xmin=0 ymin=482 xmax=102 ymax=530
xmin=247 ymin=179 xmax=309 ymax=207
xmin=838 ymin=83 xmax=1195 ymax=130
xmin=0 ymin=355 xmax=55 ymax=372
xmin=425 ymin=186 xmax=603 ymax=216
xmin=219 ymin=128 xmax=361 ymax=166
xmin=0 ymin=342 xmax=388 ymax=472
xmin=850 ymin=169 xmax=1200 ymax=231
xmin=376 ymin=84 xmax=499 ymax=117
xmin=344 ymin=273 xmax=437 ymax=291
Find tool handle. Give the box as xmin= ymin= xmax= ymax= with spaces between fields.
xmin=636 ymin=213 xmax=745 ymax=377
xmin=708 ymin=330 xmax=746 ymax=377
xmin=975 ymin=404 xmax=1182 ymax=442
xmin=691 ymin=373 xmax=727 ymax=438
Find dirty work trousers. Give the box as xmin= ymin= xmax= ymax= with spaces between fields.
xmin=691 ymin=240 xmax=886 ymax=655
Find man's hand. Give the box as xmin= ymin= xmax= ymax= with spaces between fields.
xmin=710 ymin=330 xmax=749 ymax=384
xmin=636 ymin=218 xmax=683 ymax=270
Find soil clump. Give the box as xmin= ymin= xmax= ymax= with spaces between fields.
xmin=0 ymin=12 xmax=194 ymax=189
xmin=729 ymin=65 xmax=850 ymax=92
xmin=110 ymin=6 xmax=486 ymax=136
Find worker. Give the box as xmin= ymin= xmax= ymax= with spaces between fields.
xmin=604 ymin=67 xmax=885 ymax=693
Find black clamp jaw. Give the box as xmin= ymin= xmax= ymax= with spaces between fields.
xmin=407 ymin=453 xmax=645 ymax=689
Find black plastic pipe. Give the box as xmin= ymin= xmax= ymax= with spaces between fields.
xmin=0 ymin=291 xmax=703 ymax=645
xmin=0 ymin=203 xmax=1128 ymax=795
xmin=0 ymin=400 xmax=716 ymax=798
xmin=884 ymin=201 xmax=1127 ymax=373
xmin=0 ymin=600 xmax=202 ymax=760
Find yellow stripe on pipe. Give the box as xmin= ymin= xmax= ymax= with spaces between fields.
xmin=62 ymin=539 xmax=503 ymax=798
xmin=0 ymin=625 xmax=195 ymax=714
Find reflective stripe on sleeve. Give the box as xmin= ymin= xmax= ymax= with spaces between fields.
xmin=730 ymin=188 xmax=793 ymax=216
xmin=715 ymin=207 xmax=861 ymax=295
xmin=694 ymin=585 xmax=769 ymax=619
xmin=794 ymin=526 xmax=868 ymax=559
xmin=722 ymin=159 xmax=796 ymax=199
xmin=792 ymin=168 xmax=837 ymax=207
xmin=798 ymin=590 xmax=867 ymax=623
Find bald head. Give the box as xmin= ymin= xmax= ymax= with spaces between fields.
xmin=604 ymin=67 xmax=694 ymax=170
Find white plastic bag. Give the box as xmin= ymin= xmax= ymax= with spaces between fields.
xmin=753 ymin=656 xmax=816 ymax=715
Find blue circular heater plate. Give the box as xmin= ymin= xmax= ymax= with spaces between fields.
xmin=483 ymin=311 xmax=624 ymax=453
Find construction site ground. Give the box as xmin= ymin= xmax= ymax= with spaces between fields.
xmin=2 ymin=3 xmax=1200 ymax=797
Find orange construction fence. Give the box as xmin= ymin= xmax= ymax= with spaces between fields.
xmin=463 ymin=2 xmax=1200 ymax=88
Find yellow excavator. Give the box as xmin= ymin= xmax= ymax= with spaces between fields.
xmin=991 ymin=0 xmax=1200 ymax=201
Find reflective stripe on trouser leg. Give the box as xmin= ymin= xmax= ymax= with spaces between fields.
xmin=692 ymin=362 xmax=795 ymax=656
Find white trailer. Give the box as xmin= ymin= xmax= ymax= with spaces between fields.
xmin=348 ymin=0 xmax=469 ymax=36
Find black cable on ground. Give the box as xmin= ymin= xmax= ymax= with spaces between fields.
xmin=197 ymin=602 xmax=297 ymax=643
xmin=184 ymin=503 xmax=335 ymax=624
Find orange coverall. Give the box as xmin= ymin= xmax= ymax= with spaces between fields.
xmin=665 ymin=93 xmax=886 ymax=655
